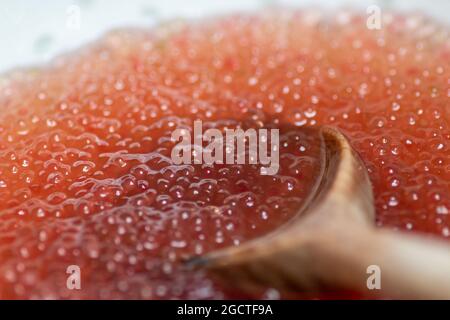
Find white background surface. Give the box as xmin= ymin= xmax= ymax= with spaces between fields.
xmin=0 ymin=0 xmax=448 ymax=72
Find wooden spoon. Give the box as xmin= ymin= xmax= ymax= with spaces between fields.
xmin=187 ymin=127 xmax=450 ymax=299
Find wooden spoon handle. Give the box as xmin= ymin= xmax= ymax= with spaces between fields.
xmin=202 ymin=217 xmax=450 ymax=299
xmin=309 ymin=224 xmax=450 ymax=299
